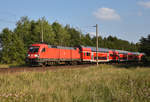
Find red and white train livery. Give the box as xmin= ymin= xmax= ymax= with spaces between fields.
xmin=26 ymin=43 xmax=144 ymax=66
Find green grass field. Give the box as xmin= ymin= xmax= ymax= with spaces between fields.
xmin=0 ymin=64 xmax=150 ymax=102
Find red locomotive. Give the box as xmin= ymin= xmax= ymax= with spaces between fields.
xmin=26 ymin=43 xmax=144 ymax=66
xmin=27 ymin=43 xmax=80 ymax=66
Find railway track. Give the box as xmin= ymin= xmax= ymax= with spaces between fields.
xmin=0 ymin=64 xmax=94 ymax=73
xmin=0 ymin=63 xmax=144 ymax=74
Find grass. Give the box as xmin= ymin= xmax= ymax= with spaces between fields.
xmin=0 ymin=63 xmax=26 ymax=68
xmin=0 ymin=64 xmax=10 ymax=68
xmin=0 ymin=64 xmax=150 ymax=102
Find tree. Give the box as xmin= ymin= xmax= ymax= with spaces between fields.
xmin=33 ymin=18 xmax=55 ymax=45
xmin=0 ymin=28 xmax=13 ymax=63
xmin=0 ymin=28 xmax=25 ymax=64
xmin=9 ymin=34 xmax=26 ymax=64
xmin=52 ymin=22 xmax=70 ymax=46
xmin=14 ymin=16 xmax=33 ymax=47
xmin=139 ymin=34 xmax=150 ymax=61
xmin=65 ymin=25 xmax=81 ymax=46
xmin=81 ymin=34 xmax=94 ymax=46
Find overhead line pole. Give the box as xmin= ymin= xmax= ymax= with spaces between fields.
xmin=93 ymin=24 xmax=99 ymax=66
xmin=41 ymin=20 xmax=44 ymax=43
xmin=96 ymin=24 xmax=98 ymax=66
xmin=40 ymin=18 xmax=44 ymax=43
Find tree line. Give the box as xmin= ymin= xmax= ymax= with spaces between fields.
xmin=0 ymin=16 xmax=149 ymax=64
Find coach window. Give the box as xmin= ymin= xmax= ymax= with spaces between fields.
xmin=110 ymin=54 xmax=113 ymax=57
xmin=84 ymin=52 xmax=86 ymax=56
xmin=42 ymin=48 xmax=46 ymax=52
xmin=87 ymin=52 xmax=90 ymax=56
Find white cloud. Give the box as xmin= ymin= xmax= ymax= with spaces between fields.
xmin=89 ymin=32 xmax=96 ymax=37
xmin=138 ymin=1 xmax=150 ymax=8
xmin=93 ymin=8 xmax=120 ymax=21
xmin=88 ymin=32 xmax=101 ymax=37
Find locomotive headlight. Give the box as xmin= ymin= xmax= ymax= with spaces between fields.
xmin=28 ymin=54 xmax=30 ymax=57
xmin=34 ymin=54 xmax=39 ymax=58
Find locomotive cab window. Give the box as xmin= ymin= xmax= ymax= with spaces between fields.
xmin=42 ymin=48 xmax=46 ymax=52
xmin=29 ymin=46 xmax=39 ymax=53
xmin=87 ymin=52 xmax=90 ymax=56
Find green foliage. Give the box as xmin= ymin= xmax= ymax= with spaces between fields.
xmin=82 ymin=35 xmax=138 ymax=52
xmin=101 ymin=36 xmax=138 ymax=51
xmin=0 ymin=65 xmax=150 ymax=102
xmin=0 ymin=28 xmax=12 ymax=63
xmin=65 ymin=25 xmax=81 ymax=46
xmin=81 ymin=34 xmax=94 ymax=46
xmin=0 ymin=28 xmax=25 ymax=64
xmin=139 ymin=34 xmax=150 ymax=62
xmin=52 ymin=22 xmax=71 ymax=46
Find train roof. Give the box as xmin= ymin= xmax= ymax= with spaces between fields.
xmin=132 ymin=52 xmax=145 ymax=55
xmin=115 ymin=50 xmax=129 ymax=54
xmin=80 ymin=46 xmax=111 ymax=52
xmin=130 ymin=52 xmax=140 ymax=55
xmin=48 ymin=45 xmax=76 ymax=50
xmin=31 ymin=43 xmax=77 ymax=50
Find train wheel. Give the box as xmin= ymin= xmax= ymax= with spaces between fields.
xmin=39 ymin=63 xmax=46 ymax=67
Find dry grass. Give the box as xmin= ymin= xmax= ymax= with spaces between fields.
xmin=0 ymin=64 xmax=10 ymax=68
xmin=0 ymin=64 xmax=150 ymax=102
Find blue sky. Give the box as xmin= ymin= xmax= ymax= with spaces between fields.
xmin=0 ymin=0 xmax=150 ymax=43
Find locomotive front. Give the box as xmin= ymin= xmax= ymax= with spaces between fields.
xmin=26 ymin=44 xmax=46 ymax=65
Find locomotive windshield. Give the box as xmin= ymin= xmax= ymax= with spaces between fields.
xmin=29 ymin=46 xmax=39 ymax=53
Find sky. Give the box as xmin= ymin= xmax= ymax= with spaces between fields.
xmin=0 ymin=0 xmax=150 ymax=43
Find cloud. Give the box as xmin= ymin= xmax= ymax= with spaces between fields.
xmin=88 ymin=32 xmax=96 ymax=37
xmin=87 ymin=32 xmax=101 ymax=37
xmin=138 ymin=1 xmax=150 ymax=8
xmin=93 ymin=7 xmax=120 ymax=21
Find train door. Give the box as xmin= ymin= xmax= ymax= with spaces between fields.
xmin=91 ymin=52 xmax=94 ymax=61
xmin=40 ymin=47 xmax=46 ymax=58
xmin=107 ymin=53 xmax=109 ymax=61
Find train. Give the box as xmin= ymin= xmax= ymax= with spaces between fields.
xmin=26 ymin=43 xmax=144 ymax=66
